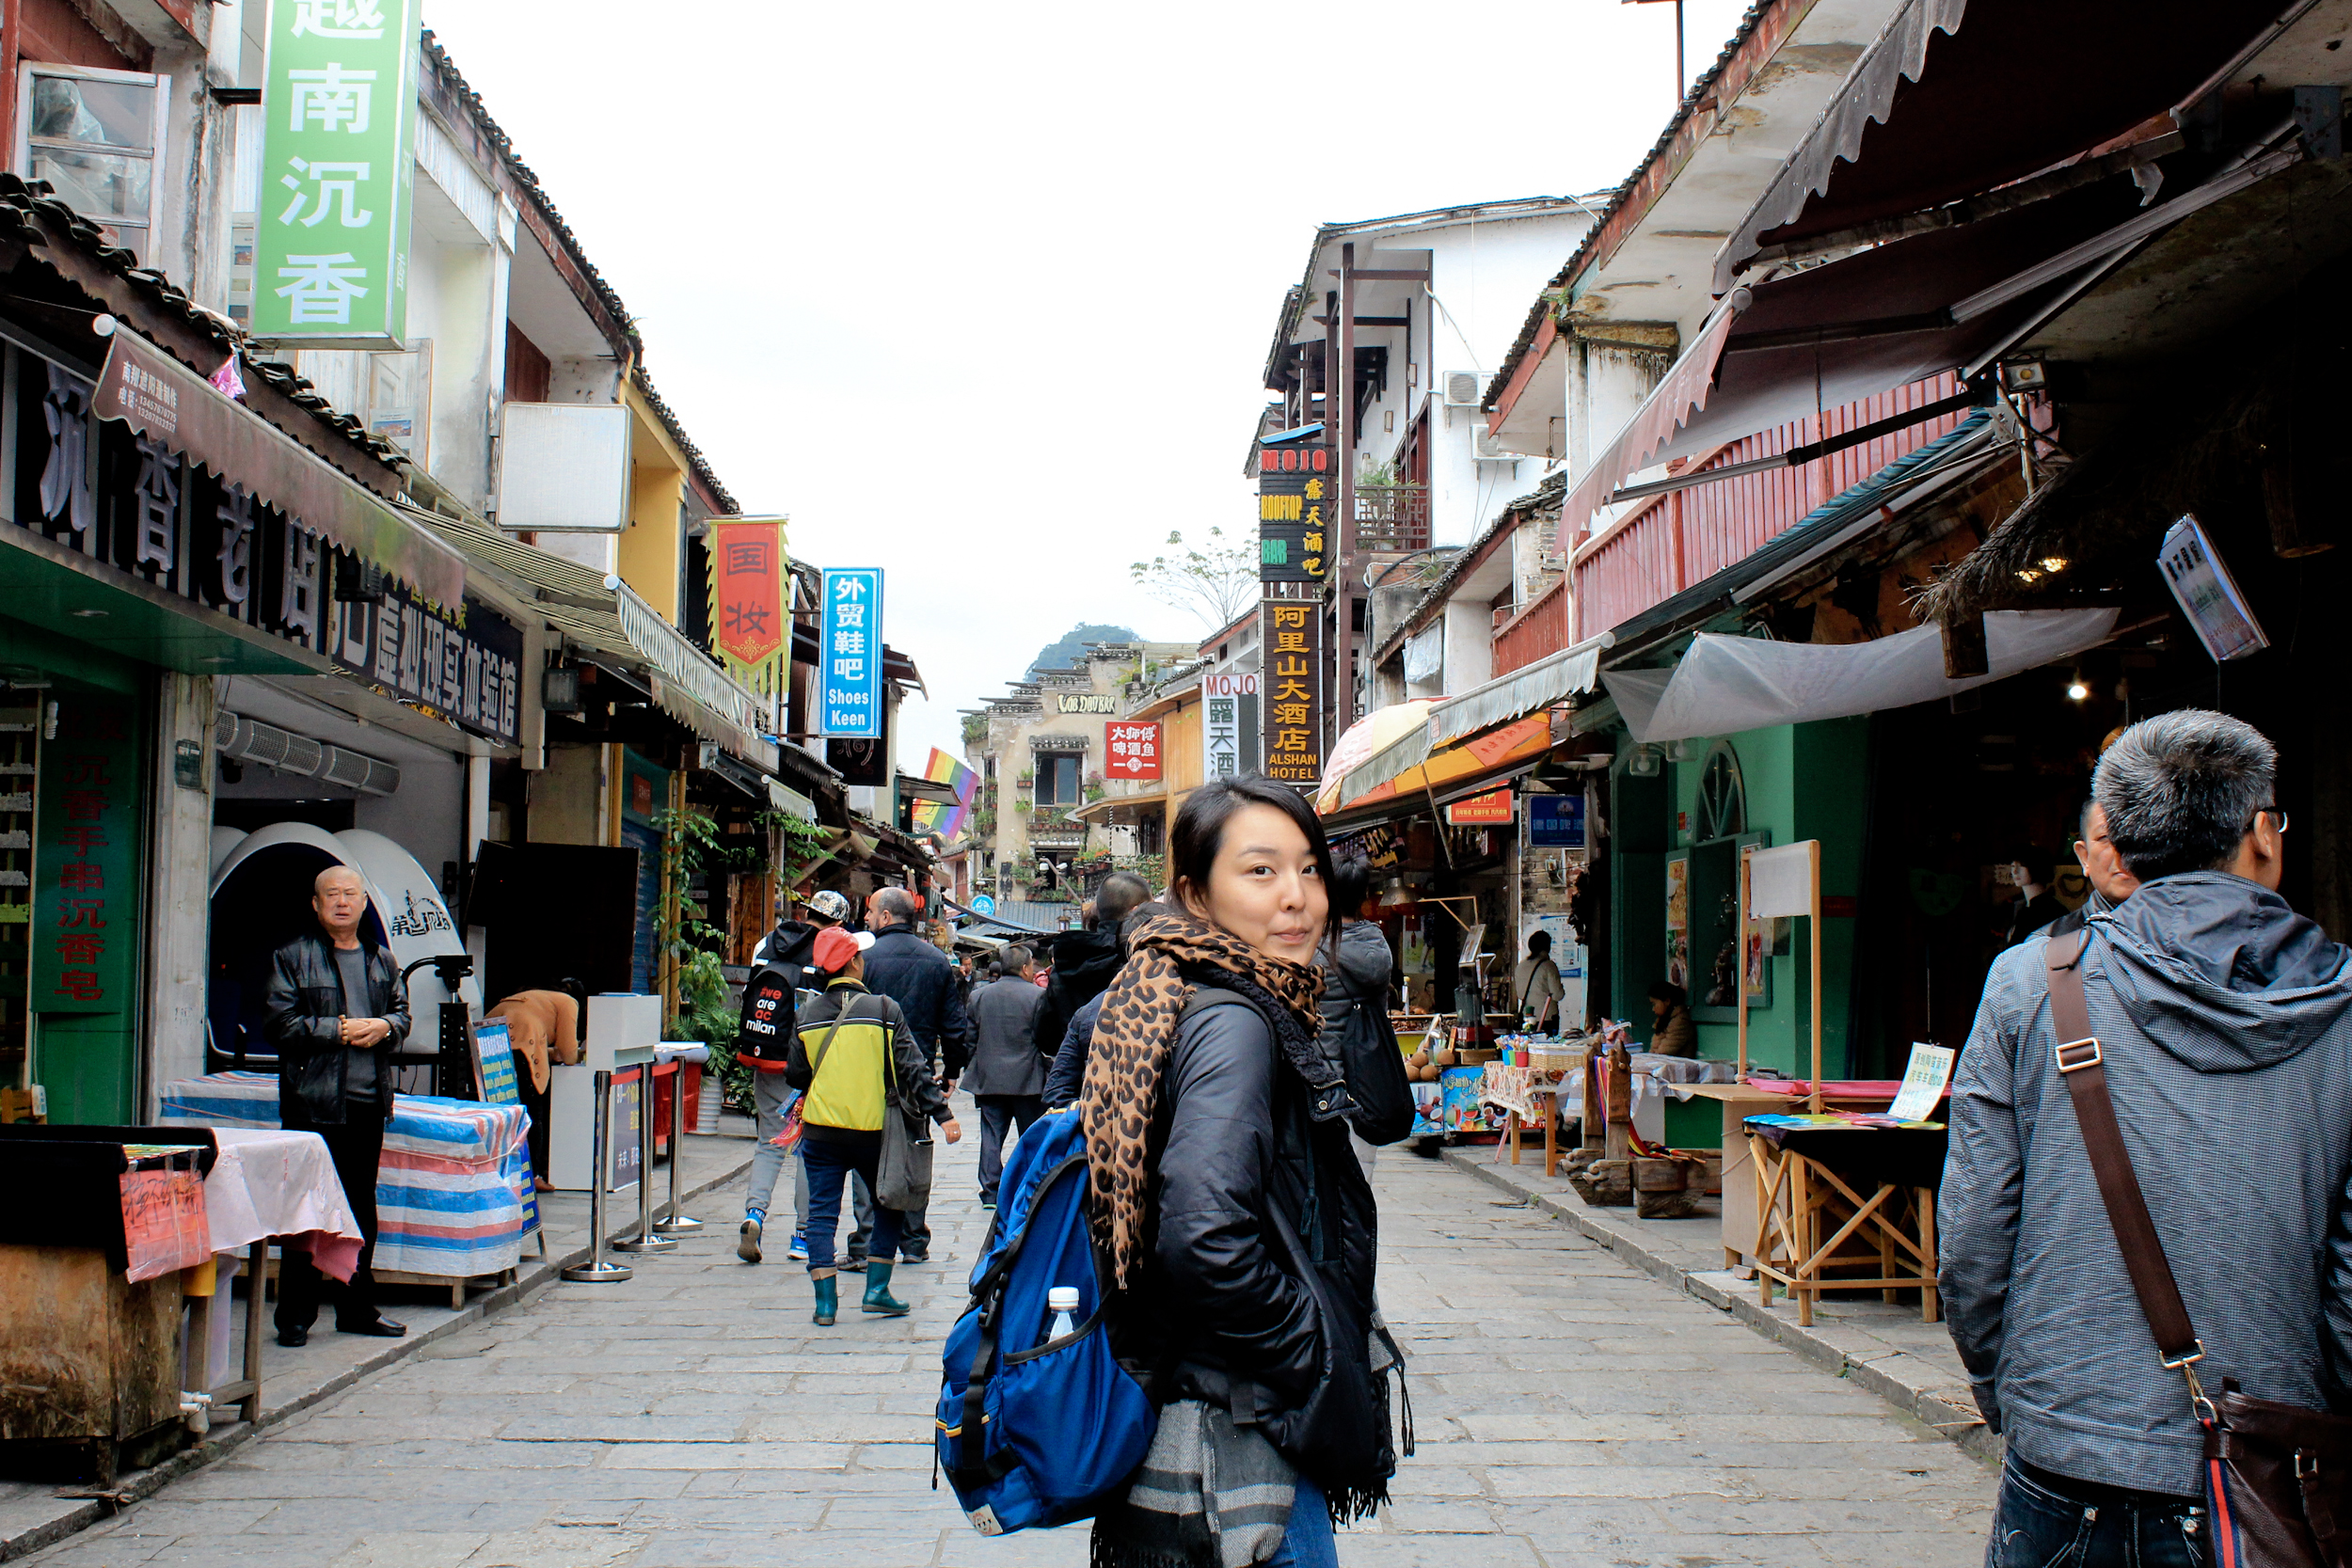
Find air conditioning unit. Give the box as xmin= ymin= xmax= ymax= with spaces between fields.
xmin=316 ymin=745 xmax=401 ymax=798
xmin=1441 ymin=372 xmax=1483 ymax=408
xmin=1469 ymin=427 xmax=1521 ymax=463
xmin=215 ymin=710 xmax=400 ymax=795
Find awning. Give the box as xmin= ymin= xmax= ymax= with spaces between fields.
xmin=1600 ymin=608 xmax=2118 ymax=744
xmin=1427 ymin=637 xmax=1608 ymax=752
xmin=897 ymin=773 xmax=963 ymax=806
xmin=1559 ymin=299 xmax=1741 ymax=541
xmin=610 ymin=584 xmax=779 ymax=771
xmin=93 ymin=331 xmax=466 ymax=607
xmin=1323 ymin=710 xmax=1554 ymax=817
xmin=1713 ymin=0 xmax=2284 ymax=290
xmin=1312 ymin=701 xmax=1437 ymax=814
xmin=1071 ymin=789 xmax=1168 ymax=825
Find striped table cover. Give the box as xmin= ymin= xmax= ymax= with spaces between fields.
xmin=161 ymin=1071 xmax=537 ymax=1277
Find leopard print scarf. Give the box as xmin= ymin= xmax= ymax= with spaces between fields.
xmin=1080 ymin=912 xmax=1326 ymax=1291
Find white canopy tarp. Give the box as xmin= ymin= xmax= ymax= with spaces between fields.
xmin=1601 ymin=609 xmax=2120 ymax=744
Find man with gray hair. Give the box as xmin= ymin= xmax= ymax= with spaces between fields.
xmin=1942 ymin=709 xmax=2352 ymax=1563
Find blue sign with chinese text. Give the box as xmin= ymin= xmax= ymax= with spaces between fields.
xmin=1528 ymin=792 xmax=1585 ymax=847
xmin=819 ymin=568 xmax=884 ymax=736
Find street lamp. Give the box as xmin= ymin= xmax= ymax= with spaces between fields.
xmin=1623 ymin=0 xmax=1686 ymax=104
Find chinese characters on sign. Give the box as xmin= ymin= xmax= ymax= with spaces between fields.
xmin=1447 ymin=784 xmax=1514 ymax=825
xmin=32 ymin=699 xmax=139 ymax=1014
xmin=251 ymin=0 xmax=419 ymax=344
xmin=1257 ymin=441 xmax=1331 ymax=585
xmin=1261 ymin=601 xmax=1323 ymax=785
xmin=1201 ymin=672 xmax=1257 ymax=781
xmin=709 ymin=517 xmax=788 ymax=681
xmin=819 ymin=568 xmax=884 ymax=737
xmin=1104 ymin=721 xmax=1162 ymax=782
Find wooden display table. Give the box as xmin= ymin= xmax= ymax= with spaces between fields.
xmin=1743 ymin=1118 xmax=1946 ymax=1327
xmin=1678 ymin=1082 xmax=1904 ymax=1270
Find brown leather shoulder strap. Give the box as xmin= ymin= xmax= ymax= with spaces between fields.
xmin=2043 ymin=929 xmax=2204 ymax=1368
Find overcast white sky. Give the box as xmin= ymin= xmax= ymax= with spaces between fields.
xmin=419 ymin=0 xmax=1753 ymax=770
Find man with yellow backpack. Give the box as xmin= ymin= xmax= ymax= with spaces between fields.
xmin=787 ymin=926 xmax=962 ymax=1326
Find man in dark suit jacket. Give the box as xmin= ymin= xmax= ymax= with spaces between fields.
xmin=261 ymin=865 xmax=411 ymax=1346
xmin=963 ymin=943 xmax=1048 ymax=1207
xmin=852 ymin=886 xmax=972 ymax=1262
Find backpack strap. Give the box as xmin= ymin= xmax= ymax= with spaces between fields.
xmin=2043 ymin=928 xmax=2211 ymax=1408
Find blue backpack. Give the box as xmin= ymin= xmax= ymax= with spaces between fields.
xmin=935 ymin=1106 xmax=1156 ymax=1536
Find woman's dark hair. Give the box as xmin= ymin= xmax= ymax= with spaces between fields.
xmin=1327 ymin=851 xmax=1373 ymax=923
xmin=1648 ymin=980 xmax=1687 ymax=1008
xmin=1169 ymin=775 xmax=1337 ymax=927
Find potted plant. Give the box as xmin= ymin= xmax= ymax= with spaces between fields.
xmin=1084 ymin=771 xmax=1106 ymax=803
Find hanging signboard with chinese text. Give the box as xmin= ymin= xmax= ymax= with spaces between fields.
xmin=2157 ymin=515 xmax=2269 ymax=663
xmin=1447 ymin=784 xmax=1513 ymax=825
xmin=1201 ymin=673 xmax=1257 ymax=783
xmin=1258 ymin=441 xmax=1330 ymax=585
xmin=708 ymin=517 xmax=788 ymax=687
xmin=1104 ymin=721 xmax=1161 ymax=782
xmin=1262 ymin=599 xmax=1323 ymax=785
xmin=32 ymin=695 xmax=143 ymax=1015
xmin=251 ymin=0 xmax=421 ymax=346
xmin=819 ymin=567 xmax=883 ymax=737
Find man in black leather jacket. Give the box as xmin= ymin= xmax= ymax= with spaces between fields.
xmin=261 ymin=865 xmax=411 ymax=1345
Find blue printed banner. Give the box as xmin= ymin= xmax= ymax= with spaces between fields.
xmin=819 ymin=567 xmax=884 ymax=737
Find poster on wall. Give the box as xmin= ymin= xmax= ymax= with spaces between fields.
xmin=1664 ymin=853 xmax=1690 ymax=991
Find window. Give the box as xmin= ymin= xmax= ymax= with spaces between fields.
xmin=17 ymin=64 xmax=167 ymax=264
xmin=1035 ymin=753 xmax=1082 ymax=806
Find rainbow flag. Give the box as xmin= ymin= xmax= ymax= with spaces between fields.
xmin=910 ymin=747 xmax=978 ymax=841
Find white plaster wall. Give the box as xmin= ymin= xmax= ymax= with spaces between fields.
xmin=144 ymin=672 xmax=216 ymax=1115
xmin=1442 ymin=599 xmax=1493 ymax=696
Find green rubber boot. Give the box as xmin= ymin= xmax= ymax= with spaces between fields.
xmin=811 ymin=1274 xmax=837 ymax=1327
xmin=860 ymin=1260 xmax=910 ymax=1317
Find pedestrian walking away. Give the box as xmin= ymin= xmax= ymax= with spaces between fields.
xmin=1030 ymin=870 xmax=1151 ymax=1068
xmin=1942 ymin=710 xmax=2352 ymax=1566
xmin=261 ymin=865 xmax=412 ymax=1347
xmin=786 ymin=925 xmax=961 ymax=1325
xmin=1315 ymin=851 xmax=1414 ymax=1182
xmin=962 ymin=941 xmax=1047 ymax=1207
xmin=1083 ymin=776 xmax=1400 ymax=1567
xmin=736 ymin=887 xmax=850 ymax=1264
xmin=855 ymin=885 xmax=972 ymax=1263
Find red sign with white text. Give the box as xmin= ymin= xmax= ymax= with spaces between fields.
xmin=1447 ymin=784 xmax=1514 ymax=825
xmin=1104 ymin=721 xmax=1162 ymax=781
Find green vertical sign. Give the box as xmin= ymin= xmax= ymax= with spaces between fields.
xmin=31 ymin=693 xmax=143 ymax=1016
xmin=250 ymin=0 xmax=419 ymax=346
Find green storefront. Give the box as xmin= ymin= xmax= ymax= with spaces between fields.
xmin=1605 ymin=718 xmax=1872 ymax=1145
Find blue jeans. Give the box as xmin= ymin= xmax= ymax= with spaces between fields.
xmin=1267 ymin=1476 xmax=1338 ymax=1568
xmin=1987 ymin=1459 xmax=2207 ymax=1568
xmin=803 ymin=1134 xmax=899 ymax=1274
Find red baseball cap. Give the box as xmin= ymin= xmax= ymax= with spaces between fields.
xmin=812 ymin=927 xmax=873 ymax=974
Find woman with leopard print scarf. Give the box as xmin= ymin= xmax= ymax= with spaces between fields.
xmin=1083 ymin=777 xmax=1402 ymax=1568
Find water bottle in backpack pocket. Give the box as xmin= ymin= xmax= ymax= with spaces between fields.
xmin=935 ymin=1107 xmax=1156 ymax=1536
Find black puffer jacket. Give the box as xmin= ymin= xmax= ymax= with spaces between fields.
xmin=1031 ymin=926 xmax=1122 ymax=1056
xmin=1317 ymin=920 xmax=1415 ymax=1146
xmin=1111 ymin=982 xmax=1391 ymax=1500
xmin=261 ymin=933 xmax=411 ymax=1128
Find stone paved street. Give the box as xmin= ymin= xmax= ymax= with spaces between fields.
xmin=25 ymin=1120 xmax=1995 ymax=1568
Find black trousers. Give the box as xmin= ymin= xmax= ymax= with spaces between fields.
xmin=277 ymin=1117 xmax=385 ymax=1332
xmin=521 ymin=1069 xmax=551 ymax=1185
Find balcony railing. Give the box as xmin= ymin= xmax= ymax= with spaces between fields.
xmin=1355 ymin=484 xmax=1430 ymax=553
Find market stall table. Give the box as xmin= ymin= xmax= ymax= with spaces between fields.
xmin=1679 ymin=1079 xmax=1909 ymax=1269
xmin=1743 ymin=1112 xmax=1947 ymax=1327
xmin=179 ymin=1126 xmax=366 ymax=1424
xmin=161 ymin=1073 xmax=538 ymax=1307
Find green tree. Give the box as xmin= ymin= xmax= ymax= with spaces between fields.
xmin=1129 ymin=526 xmax=1257 ymax=633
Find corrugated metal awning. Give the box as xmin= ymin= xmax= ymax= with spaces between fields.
xmin=1426 ymin=639 xmax=1607 ymax=752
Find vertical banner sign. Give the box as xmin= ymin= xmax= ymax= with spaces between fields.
xmin=1201 ymin=672 xmax=1256 ymax=781
xmin=32 ymin=696 xmax=141 ymax=1014
xmin=708 ymin=517 xmax=789 ymax=687
xmin=1262 ymin=601 xmax=1323 ymax=785
xmin=1257 ymin=441 xmax=1330 ymax=584
xmin=819 ymin=568 xmax=883 ymax=737
xmin=1104 ymin=721 xmax=1162 ymax=781
xmin=251 ymin=0 xmax=421 ymax=346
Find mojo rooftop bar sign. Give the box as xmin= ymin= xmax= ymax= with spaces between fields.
xmin=251 ymin=0 xmax=421 ymax=346
xmin=819 ymin=567 xmax=883 ymax=737
xmin=1258 ymin=436 xmax=1331 ymax=585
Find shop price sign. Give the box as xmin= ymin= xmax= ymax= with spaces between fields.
xmin=31 ymin=696 xmax=141 ymax=1014
xmin=1447 ymin=784 xmax=1513 ymax=825
xmin=819 ymin=567 xmax=884 ymax=737
xmin=1258 ymin=441 xmax=1331 ymax=584
xmin=250 ymin=0 xmax=421 ymax=346
xmin=1104 ymin=721 xmax=1161 ymax=781
xmin=1261 ymin=599 xmax=1323 ymax=785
